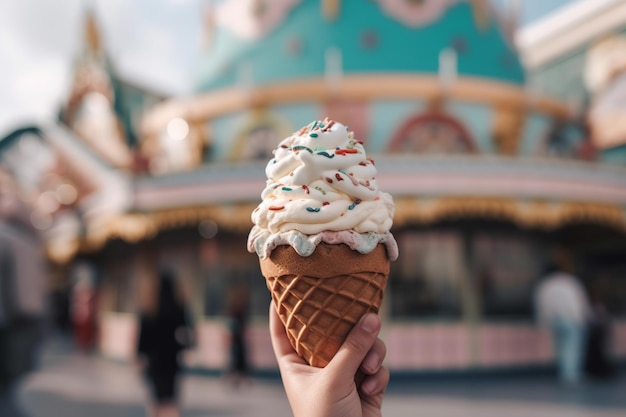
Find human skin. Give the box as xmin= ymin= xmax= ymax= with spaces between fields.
xmin=269 ymin=303 xmax=390 ymax=417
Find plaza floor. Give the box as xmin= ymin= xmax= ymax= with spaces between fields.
xmin=17 ymin=338 xmax=626 ymax=417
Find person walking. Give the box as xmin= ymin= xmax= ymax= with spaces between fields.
xmin=534 ymin=258 xmax=592 ymax=385
xmin=0 ymin=170 xmax=47 ymax=417
xmin=137 ymin=270 xmax=194 ymax=417
xmin=225 ymin=286 xmax=251 ymax=387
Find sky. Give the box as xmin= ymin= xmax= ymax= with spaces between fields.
xmin=0 ymin=0 xmax=580 ymax=139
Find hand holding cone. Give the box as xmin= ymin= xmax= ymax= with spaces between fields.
xmin=260 ymin=243 xmax=390 ymax=367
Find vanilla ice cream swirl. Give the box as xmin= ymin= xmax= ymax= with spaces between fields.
xmin=248 ymin=119 xmax=397 ymax=259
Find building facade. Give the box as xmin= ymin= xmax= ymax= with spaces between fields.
xmin=2 ymin=0 xmax=626 ymax=372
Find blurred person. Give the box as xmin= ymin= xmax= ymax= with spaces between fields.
xmin=70 ymin=264 xmax=98 ymax=353
xmin=137 ymin=270 xmax=194 ymax=417
xmin=50 ymin=285 xmax=71 ymax=334
xmin=0 ymin=170 xmax=47 ymax=417
xmin=224 ymin=285 xmax=251 ymax=387
xmin=534 ymin=257 xmax=592 ymax=385
xmin=584 ymin=287 xmax=616 ymax=380
xmin=269 ymin=304 xmax=389 ymax=417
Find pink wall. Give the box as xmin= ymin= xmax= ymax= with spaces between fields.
xmin=98 ymin=314 xmax=626 ymax=371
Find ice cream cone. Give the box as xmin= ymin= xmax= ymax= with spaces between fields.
xmin=260 ymin=242 xmax=390 ymax=367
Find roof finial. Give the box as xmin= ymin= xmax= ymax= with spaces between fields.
xmin=325 ymin=47 xmax=343 ymax=93
xmin=323 ymin=0 xmax=340 ymax=21
xmin=438 ymin=48 xmax=457 ymax=95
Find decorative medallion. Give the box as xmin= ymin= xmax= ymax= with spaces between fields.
xmin=361 ymin=29 xmax=380 ymax=50
xmin=451 ymin=35 xmax=468 ymax=54
xmin=215 ymin=0 xmax=302 ymax=40
xmin=284 ymin=35 xmax=305 ymax=56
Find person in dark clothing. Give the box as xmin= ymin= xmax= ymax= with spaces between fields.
xmin=137 ymin=270 xmax=193 ymax=417
xmin=225 ymin=286 xmax=250 ymax=387
xmin=1 ymin=170 xmax=47 ymax=417
xmin=584 ymin=291 xmax=616 ymax=379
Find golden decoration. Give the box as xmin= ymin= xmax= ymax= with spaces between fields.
xmin=85 ymin=11 xmax=102 ymax=55
xmin=48 ymin=198 xmax=624 ymax=264
xmin=142 ymin=75 xmax=571 ymax=138
xmin=492 ymin=107 xmax=525 ymax=155
xmin=470 ymin=0 xmax=490 ymax=31
xmin=393 ymin=197 xmax=626 ymax=231
xmin=46 ymin=239 xmax=81 ymax=264
xmin=323 ymin=0 xmax=340 ymax=21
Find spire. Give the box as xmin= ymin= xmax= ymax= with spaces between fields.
xmin=84 ymin=11 xmax=102 ymax=57
xmin=438 ymin=48 xmax=457 ymax=94
xmin=470 ymin=0 xmax=490 ymax=31
xmin=325 ymin=47 xmax=343 ymax=93
xmin=323 ymin=0 xmax=340 ymax=21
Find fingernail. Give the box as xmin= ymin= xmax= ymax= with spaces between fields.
xmin=360 ymin=314 xmax=380 ymax=334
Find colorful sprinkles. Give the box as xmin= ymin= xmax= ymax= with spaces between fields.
xmin=292 ymin=145 xmax=313 ymax=153
xmin=348 ymin=199 xmax=362 ymax=210
xmin=322 ymin=119 xmax=335 ymax=132
xmin=266 ymin=120 xmax=380 ymax=219
xmin=295 ymin=118 xmax=338 ymax=138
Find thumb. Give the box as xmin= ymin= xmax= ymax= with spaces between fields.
xmin=326 ymin=313 xmax=381 ymax=378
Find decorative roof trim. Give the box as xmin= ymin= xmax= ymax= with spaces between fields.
xmin=129 ymin=155 xmax=626 ymax=212
xmin=141 ymin=74 xmax=571 ymax=135
xmin=55 ymin=196 xmax=625 ymax=262
xmin=516 ymin=0 xmax=626 ymax=67
xmin=393 ymin=197 xmax=626 ymax=230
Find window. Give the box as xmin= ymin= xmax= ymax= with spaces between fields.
xmin=473 ymin=234 xmax=542 ymax=318
xmin=390 ymin=231 xmax=463 ymax=318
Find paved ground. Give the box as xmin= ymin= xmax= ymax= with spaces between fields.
xmin=16 ymin=338 xmax=626 ymax=417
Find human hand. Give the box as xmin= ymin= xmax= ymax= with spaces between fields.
xmin=269 ymin=303 xmax=389 ymax=417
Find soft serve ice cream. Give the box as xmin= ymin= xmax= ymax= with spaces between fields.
xmin=249 ymin=118 xmax=397 ymax=368
xmin=248 ymin=118 xmax=398 ymax=260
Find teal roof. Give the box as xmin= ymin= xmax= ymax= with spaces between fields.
xmin=195 ymin=1 xmax=525 ymax=92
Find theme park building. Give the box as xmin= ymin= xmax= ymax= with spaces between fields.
xmin=1 ymin=0 xmax=626 ymax=372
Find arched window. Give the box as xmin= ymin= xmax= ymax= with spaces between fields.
xmin=230 ymin=110 xmax=291 ymax=161
xmin=389 ymin=112 xmax=477 ymax=154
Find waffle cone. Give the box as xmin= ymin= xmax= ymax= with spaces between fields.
xmin=260 ymin=243 xmax=390 ymax=368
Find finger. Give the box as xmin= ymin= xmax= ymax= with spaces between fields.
xmin=327 ymin=313 xmax=381 ymax=378
xmin=360 ymin=337 xmax=386 ymax=375
xmin=268 ymin=302 xmax=306 ymax=365
xmin=360 ymin=365 xmax=390 ymax=397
